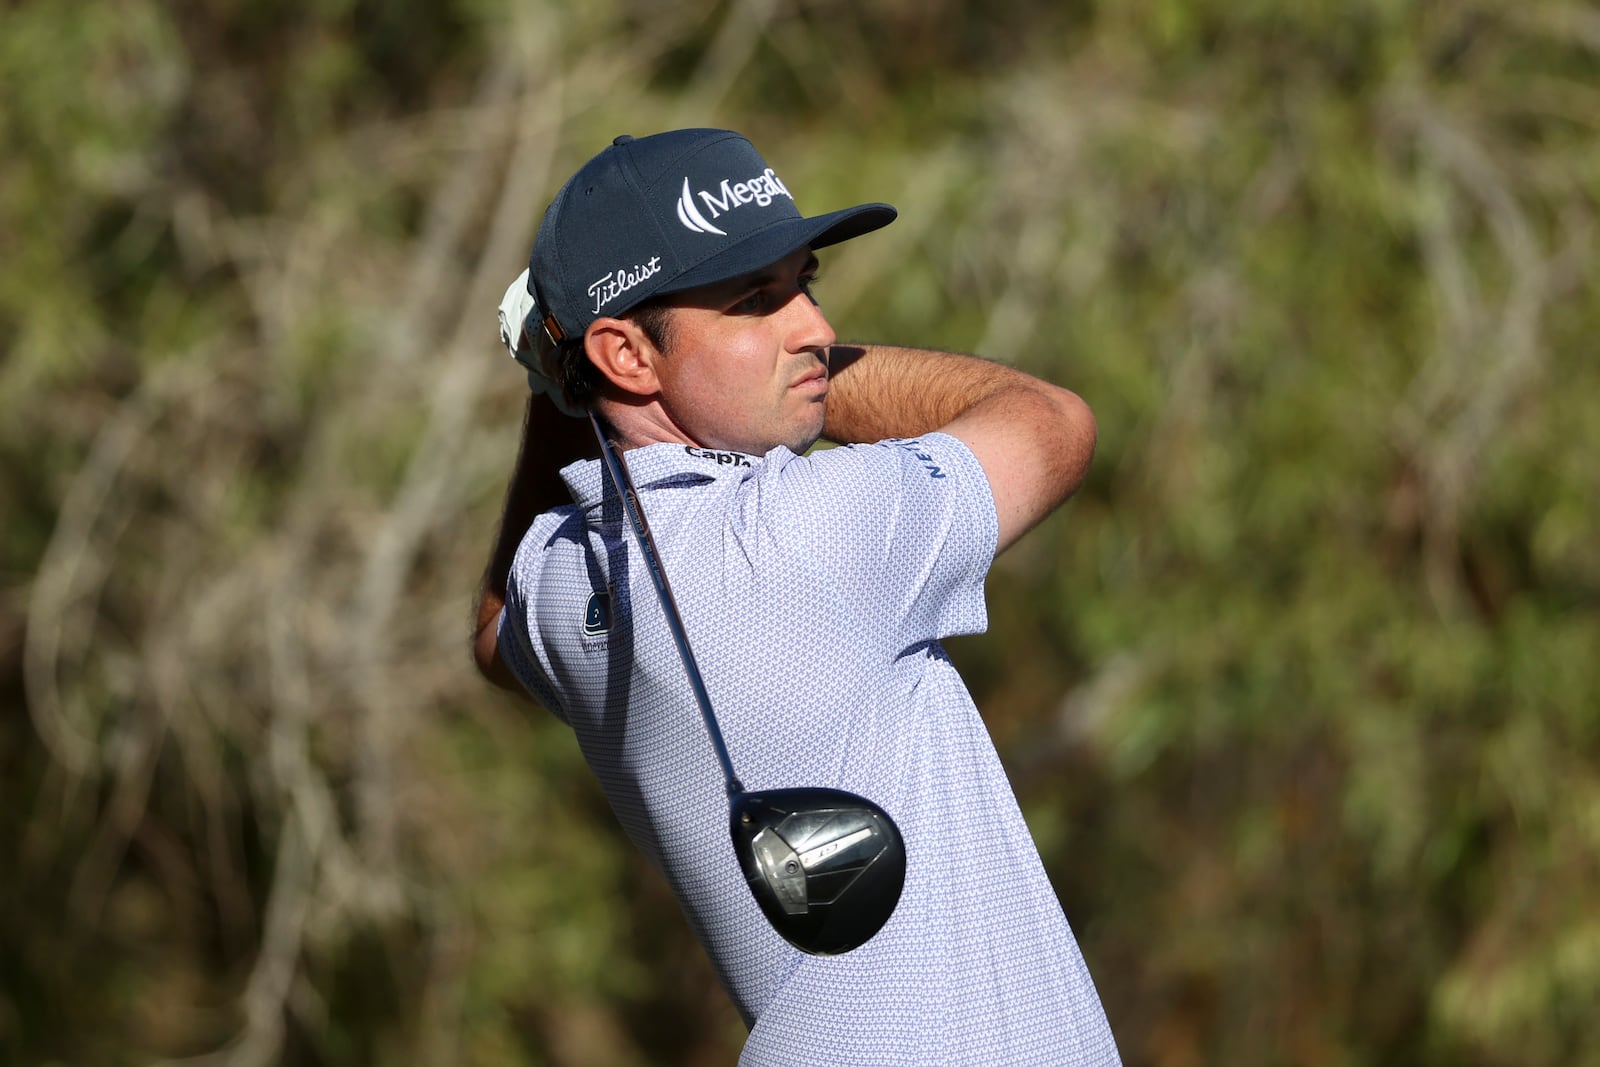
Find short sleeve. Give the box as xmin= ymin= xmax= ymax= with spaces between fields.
xmin=497 ymin=585 xmax=568 ymax=721
xmin=745 ymin=432 xmax=998 ymax=646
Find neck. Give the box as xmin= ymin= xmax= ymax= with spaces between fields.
xmin=591 ymin=395 xmax=696 ymax=452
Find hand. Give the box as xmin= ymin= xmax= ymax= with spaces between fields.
xmin=497 ymin=269 xmax=583 ymax=417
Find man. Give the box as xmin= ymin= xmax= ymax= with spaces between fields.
xmin=475 ymin=129 xmax=1120 ymax=1064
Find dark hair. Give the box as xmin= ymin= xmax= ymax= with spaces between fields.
xmin=549 ymin=299 xmax=675 ymax=410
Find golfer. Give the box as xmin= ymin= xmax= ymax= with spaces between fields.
xmin=475 ymin=129 xmax=1120 ymax=1064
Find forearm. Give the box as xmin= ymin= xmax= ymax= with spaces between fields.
xmin=474 ymin=394 xmax=595 ymax=688
xmin=823 ymin=343 xmax=1096 ymax=554
xmin=822 ymin=344 xmax=1042 ymax=444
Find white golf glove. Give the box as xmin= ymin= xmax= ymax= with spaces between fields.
xmin=497 ymin=268 xmax=583 ymax=417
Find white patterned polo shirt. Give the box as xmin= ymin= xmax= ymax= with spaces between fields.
xmin=499 ymin=431 xmax=1120 ymax=1065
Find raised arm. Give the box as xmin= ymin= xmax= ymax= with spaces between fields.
xmin=822 ymin=345 xmax=1095 ymax=555
xmin=473 ymin=393 xmax=596 ymax=694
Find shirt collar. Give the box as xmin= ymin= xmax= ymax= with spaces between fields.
xmin=562 ymin=442 xmax=766 ymax=510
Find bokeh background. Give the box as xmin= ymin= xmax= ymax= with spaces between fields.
xmin=4 ymin=0 xmax=1598 ymax=1064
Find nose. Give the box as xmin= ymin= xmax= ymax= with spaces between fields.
xmin=785 ymin=287 xmax=835 ymax=354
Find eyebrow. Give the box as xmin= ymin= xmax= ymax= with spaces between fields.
xmin=723 ymin=252 xmax=821 ymax=295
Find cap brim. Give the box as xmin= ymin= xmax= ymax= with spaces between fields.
xmin=656 ymin=203 xmax=896 ymax=299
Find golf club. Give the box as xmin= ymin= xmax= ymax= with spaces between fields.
xmin=589 ymin=412 xmax=906 ymax=956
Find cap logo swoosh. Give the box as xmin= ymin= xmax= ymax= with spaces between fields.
xmin=677 ymin=178 xmax=728 ymax=236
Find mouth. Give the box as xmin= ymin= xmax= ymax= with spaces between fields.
xmin=791 ymin=366 xmax=829 ymax=393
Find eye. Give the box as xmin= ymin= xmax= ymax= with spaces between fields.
xmin=732 ymin=290 xmax=770 ymax=315
xmin=799 ymin=272 xmax=822 ymax=306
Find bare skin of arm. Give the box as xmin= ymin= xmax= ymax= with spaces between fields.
xmin=822 ymin=344 xmax=1097 ymax=555
xmin=473 ymin=392 xmax=596 ymax=693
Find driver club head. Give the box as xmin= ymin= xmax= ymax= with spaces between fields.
xmin=730 ymin=787 xmax=907 ymax=955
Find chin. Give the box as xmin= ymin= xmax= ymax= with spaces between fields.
xmin=783 ymin=415 xmax=826 ymax=454
xmin=787 ymin=431 xmax=824 ymax=455
xmin=714 ymin=410 xmax=823 ymax=457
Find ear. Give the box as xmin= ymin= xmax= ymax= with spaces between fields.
xmin=584 ymin=316 xmax=662 ymax=398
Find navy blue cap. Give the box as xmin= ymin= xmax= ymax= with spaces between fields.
xmin=527 ymin=129 xmax=896 ymax=343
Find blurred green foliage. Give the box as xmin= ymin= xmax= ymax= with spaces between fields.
xmin=2 ymin=0 xmax=1597 ymax=1064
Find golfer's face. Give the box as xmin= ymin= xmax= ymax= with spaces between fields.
xmin=650 ymin=247 xmax=834 ymax=455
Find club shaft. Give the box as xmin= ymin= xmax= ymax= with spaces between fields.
xmin=589 ymin=413 xmax=744 ymax=796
